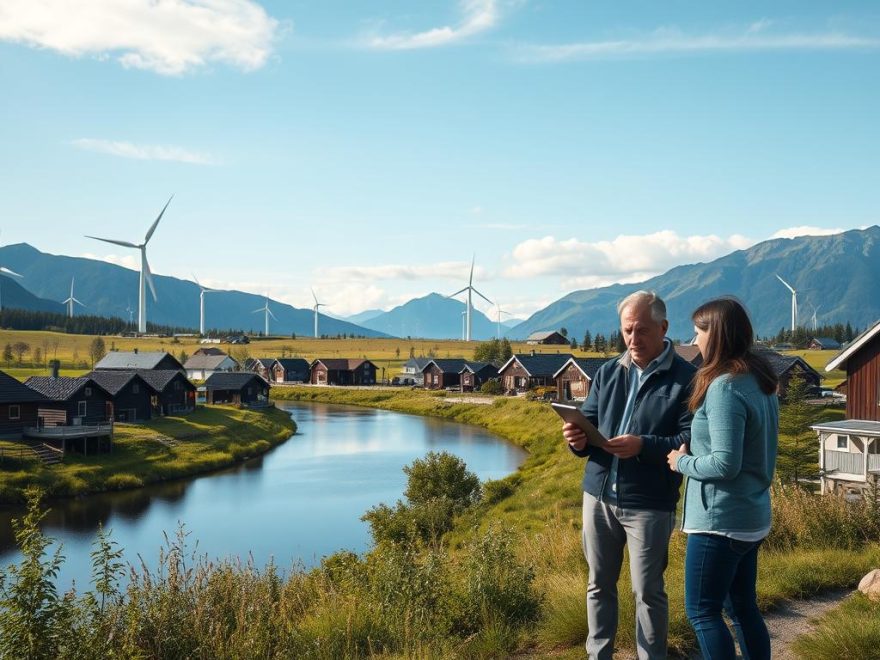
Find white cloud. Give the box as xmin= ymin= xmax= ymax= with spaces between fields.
xmin=0 ymin=0 xmax=280 ymax=75
xmin=71 ymin=138 xmax=218 ymax=164
xmin=504 ymin=230 xmax=754 ymax=280
xmin=81 ymin=252 xmax=139 ymax=271
xmin=770 ymin=225 xmax=844 ymax=239
xmin=317 ymin=261 xmax=490 ymax=283
xmin=514 ymin=24 xmax=880 ymax=62
xmin=366 ymin=0 xmax=498 ymax=50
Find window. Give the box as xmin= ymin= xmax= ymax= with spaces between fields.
xmin=85 ymin=387 xmax=92 ymax=396
xmin=9 ymin=405 xmax=20 ymax=420
xmin=132 ymin=384 xmax=139 ymax=394
xmin=837 ymin=435 xmax=848 ymax=450
xmin=78 ymin=401 xmax=87 ymax=417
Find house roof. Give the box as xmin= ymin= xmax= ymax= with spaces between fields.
xmin=825 ymin=319 xmax=880 ymax=372
xmin=459 ymin=361 xmax=497 ymax=375
xmin=134 ymin=370 xmax=194 ymax=392
xmin=194 ymin=347 xmax=227 ymax=356
xmin=86 ymin=370 xmax=146 ymax=396
xmin=811 ymin=419 xmax=880 ymax=438
xmin=204 ymin=372 xmax=268 ymax=390
xmin=527 ymin=331 xmax=565 ymax=341
xmin=552 ymin=357 xmax=609 ymax=380
xmin=754 ymin=348 xmax=822 ymax=381
xmin=0 ymin=370 xmax=48 ymax=403
xmin=498 ymin=353 xmax=575 ymax=378
xmin=810 ymin=337 xmax=841 ymax=350
xmin=674 ymin=344 xmax=703 ymax=366
xmin=95 ymin=351 xmax=182 ymax=370
xmin=24 ymin=376 xmax=109 ymax=401
xmin=250 ymin=357 xmax=277 ymax=369
xmin=423 ymin=358 xmax=468 ymax=373
xmin=312 ymin=358 xmax=375 ymax=370
xmin=184 ymin=353 xmax=239 ymax=370
xmin=275 ymin=358 xmax=310 ymax=371
xmin=404 ymin=357 xmax=433 ymax=369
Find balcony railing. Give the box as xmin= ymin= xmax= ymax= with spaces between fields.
xmin=824 ymin=450 xmax=880 ymax=478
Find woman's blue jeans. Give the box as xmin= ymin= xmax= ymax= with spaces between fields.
xmin=685 ymin=533 xmax=770 ymax=660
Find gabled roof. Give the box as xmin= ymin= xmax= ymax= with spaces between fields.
xmin=810 ymin=337 xmax=841 ymax=350
xmin=312 ymin=358 xmax=375 ymax=371
xmin=204 ymin=372 xmax=268 ymax=390
xmin=250 ymin=357 xmax=277 ymax=369
xmin=404 ymin=357 xmax=433 ymax=369
xmin=459 ymin=361 xmax=497 ymax=375
xmin=95 ymin=351 xmax=182 ymax=371
xmin=422 ymin=358 xmax=468 ymax=374
xmin=674 ymin=344 xmax=703 ymax=366
xmin=184 ymin=354 xmax=239 ymax=370
xmin=275 ymin=358 xmax=310 ymax=371
xmin=527 ymin=331 xmax=565 ymax=341
xmin=754 ymin=348 xmax=822 ymax=381
xmin=0 ymin=370 xmax=48 ymax=404
xmin=498 ymin=353 xmax=575 ymax=378
xmin=194 ymin=347 xmax=227 ymax=356
xmin=552 ymin=357 xmax=609 ymax=380
xmin=24 ymin=376 xmax=110 ymax=401
xmin=86 ymin=370 xmax=148 ymax=396
xmin=825 ymin=319 xmax=880 ymax=372
xmin=134 ymin=370 xmax=195 ymax=392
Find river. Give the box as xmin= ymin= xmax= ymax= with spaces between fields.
xmin=0 ymin=400 xmax=526 ymax=591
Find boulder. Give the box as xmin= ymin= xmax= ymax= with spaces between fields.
xmin=858 ymin=569 xmax=880 ymax=602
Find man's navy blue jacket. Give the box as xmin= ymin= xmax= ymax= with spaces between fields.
xmin=572 ymin=347 xmax=696 ymax=512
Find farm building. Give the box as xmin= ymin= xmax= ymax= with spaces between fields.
xmin=498 ymin=352 xmax=575 ymax=394
xmin=422 ymin=359 xmax=468 ymax=390
xmin=273 ymin=358 xmax=310 ymax=383
xmin=0 ymin=370 xmax=47 ymax=438
xmin=812 ymin=319 xmax=880 ymax=497
xmin=87 ymin=371 xmax=155 ymax=422
xmin=400 ymin=357 xmax=432 ymax=386
xmin=525 ymin=331 xmax=569 ymax=345
xmin=459 ymin=362 xmax=499 ymax=392
xmin=95 ymin=350 xmax=184 ymax=372
xmin=204 ymin=372 xmax=270 ymax=406
xmin=809 ymin=337 xmax=842 ymax=351
xmin=310 ymin=359 xmax=377 ymax=386
xmin=135 ymin=370 xmax=197 ymax=416
xmin=553 ymin=357 xmax=609 ymax=401
xmin=184 ymin=353 xmax=240 ymax=380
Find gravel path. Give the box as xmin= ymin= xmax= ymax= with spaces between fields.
xmin=762 ymin=589 xmax=852 ymax=659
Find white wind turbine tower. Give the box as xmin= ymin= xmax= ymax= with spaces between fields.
xmin=125 ymin=301 xmax=134 ymax=327
xmin=86 ymin=196 xmax=173 ymax=333
xmin=311 ymin=289 xmax=326 ymax=338
xmin=448 ymin=256 xmax=492 ymax=342
xmin=461 ymin=310 xmax=467 ymax=341
xmin=775 ymin=274 xmax=799 ymax=332
xmin=810 ymin=304 xmax=821 ymax=333
xmin=62 ymin=277 xmax=85 ymax=318
xmin=494 ymin=304 xmax=511 ymax=339
xmin=193 ymin=274 xmax=219 ymax=336
xmin=252 ymin=296 xmax=277 ymax=336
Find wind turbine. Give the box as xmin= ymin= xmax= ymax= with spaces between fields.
xmin=125 ymin=301 xmax=134 ymax=327
xmin=494 ymin=303 xmax=511 ymax=339
xmin=252 ymin=296 xmax=277 ymax=336
xmin=448 ymin=255 xmax=492 ymax=342
xmin=193 ymin=274 xmax=219 ymax=335
xmin=461 ymin=310 xmax=467 ymax=341
xmin=86 ymin=196 xmax=173 ymax=333
xmin=810 ymin=304 xmax=821 ymax=333
xmin=0 ymin=230 xmax=23 ymax=312
xmin=775 ymin=274 xmax=799 ymax=332
xmin=62 ymin=277 xmax=85 ymax=318
xmin=311 ymin=289 xmax=326 ymax=338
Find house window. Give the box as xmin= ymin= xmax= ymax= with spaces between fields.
xmin=837 ymin=435 xmax=848 ymax=450
xmin=85 ymin=387 xmax=92 ymax=396
xmin=78 ymin=401 xmax=87 ymax=417
xmin=132 ymin=384 xmax=139 ymax=394
xmin=9 ymin=405 xmax=20 ymax=420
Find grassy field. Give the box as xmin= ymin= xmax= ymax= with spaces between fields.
xmin=792 ymin=592 xmax=880 ymax=659
xmin=0 ymin=405 xmax=295 ymax=504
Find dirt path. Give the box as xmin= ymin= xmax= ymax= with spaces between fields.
xmin=762 ymin=589 xmax=852 ymax=659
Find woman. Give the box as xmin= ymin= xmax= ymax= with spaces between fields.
xmin=667 ymin=298 xmax=778 ymax=660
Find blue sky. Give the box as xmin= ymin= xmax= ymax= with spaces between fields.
xmin=1 ymin=1 xmax=878 ymax=320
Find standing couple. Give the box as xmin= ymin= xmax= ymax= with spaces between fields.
xmin=563 ymin=291 xmax=779 ymax=660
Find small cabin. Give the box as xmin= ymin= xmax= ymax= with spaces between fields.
xmin=400 ymin=357 xmax=432 ymax=386
xmin=553 ymin=357 xmax=609 ymax=401
xmin=422 ymin=359 xmax=468 ymax=390
xmin=809 ymin=337 xmax=841 ymax=351
xmin=204 ymin=372 xmax=270 ymax=406
xmin=273 ymin=358 xmax=310 ymax=384
xmin=812 ymin=319 xmax=880 ymax=496
xmin=87 ymin=371 xmax=155 ymax=422
xmin=525 ymin=331 xmax=569 ymax=346
xmin=0 ymin=370 xmax=47 ymax=438
xmin=498 ymin=353 xmax=574 ymax=394
xmin=184 ymin=353 xmax=240 ymax=380
xmin=25 ymin=374 xmax=114 ymax=427
xmin=310 ymin=359 xmax=377 ymax=386
xmin=136 ymin=370 xmax=197 ymax=416
xmin=459 ymin=362 xmax=499 ymax=392
xmin=754 ymin=348 xmax=822 ymax=399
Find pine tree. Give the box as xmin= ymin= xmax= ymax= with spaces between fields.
xmin=777 ymin=376 xmax=820 ymax=485
xmin=582 ymin=330 xmax=592 ymax=353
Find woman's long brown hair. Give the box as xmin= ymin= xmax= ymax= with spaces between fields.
xmin=688 ymin=297 xmax=778 ymax=412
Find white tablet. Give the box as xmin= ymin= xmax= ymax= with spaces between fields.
xmin=552 ymin=402 xmax=608 ymax=447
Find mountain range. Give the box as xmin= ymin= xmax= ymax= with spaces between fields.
xmin=356 ymin=293 xmax=500 ymax=340
xmin=506 ymin=226 xmax=880 ymax=340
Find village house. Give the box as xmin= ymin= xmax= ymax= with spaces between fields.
xmin=754 ymin=347 xmax=822 ymax=399
xmin=95 ymin=350 xmax=184 ymax=372
xmin=135 ymin=370 xmax=197 ymax=416
xmin=310 ymin=359 xmax=378 ymax=386
xmin=400 ymin=357 xmax=432 ymax=386
xmin=25 ymin=368 xmax=114 ymax=428
xmin=87 ymin=371 xmax=155 ymax=422
xmin=812 ymin=319 xmax=880 ymax=496
xmin=0 ymin=370 xmax=47 ymax=438
xmin=674 ymin=344 xmax=703 ymax=367
xmin=525 ymin=331 xmax=569 ymax=346
xmin=498 ymin=352 xmax=575 ymax=394
xmin=272 ymin=358 xmax=311 ymax=384
xmin=459 ymin=362 xmax=499 ymax=392
xmin=204 ymin=372 xmax=270 ymax=406
xmin=809 ymin=337 xmax=842 ymax=351
xmin=553 ymin=357 xmax=609 ymax=401
xmin=184 ymin=352 xmax=240 ymax=380
xmin=422 ymin=359 xmax=468 ymax=390
xmin=247 ymin=358 xmax=277 ymax=382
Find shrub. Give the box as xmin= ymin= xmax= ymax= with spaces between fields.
xmin=480 ymin=379 xmax=502 ymax=395
xmin=482 ymin=474 xmax=520 ymax=505
xmin=105 ymin=473 xmax=144 ymax=490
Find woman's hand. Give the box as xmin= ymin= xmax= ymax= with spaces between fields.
xmin=666 ymin=444 xmax=688 ymax=472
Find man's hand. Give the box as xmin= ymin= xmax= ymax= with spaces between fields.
xmin=666 ymin=444 xmax=688 ymax=472
xmin=563 ymin=422 xmax=588 ymax=451
xmin=605 ymin=434 xmax=643 ymax=459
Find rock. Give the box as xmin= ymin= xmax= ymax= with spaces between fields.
xmin=858 ymin=569 xmax=880 ymax=602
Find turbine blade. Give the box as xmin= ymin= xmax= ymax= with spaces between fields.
xmin=469 ymin=255 xmax=475 ymax=286
xmin=143 ymin=252 xmax=158 ymax=301
xmin=311 ymin=288 xmax=319 ymax=305
xmin=73 ymin=297 xmax=85 ymax=306
xmin=252 ymin=307 xmax=263 ymax=314
xmin=145 ymin=195 xmax=173 ymax=243
xmin=86 ymin=236 xmax=138 ymax=249
xmin=473 ymin=287 xmax=493 ymax=305
xmin=0 ymin=266 xmax=23 ymax=277
xmin=448 ymin=287 xmax=468 ymax=298
xmin=268 ymin=308 xmax=278 ymax=321
xmin=70 ymin=276 xmax=75 ymax=296
xmin=775 ymin=274 xmax=795 ymax=294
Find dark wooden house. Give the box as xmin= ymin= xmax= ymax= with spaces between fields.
xmin=310 ymin=359 xmax=377 ymax=386
xmin=87 ymin=371 xmax=155 ymax=422
xmin=273 ymin=358 xmax=310 ymax=383
xmin=809 ymin=337 xmax=842 ymax=351
xmin=459 ymin=362 xmax=499 ymax=392
xmin=136 ymin=370 xmax=196 ymax=416
xmin=204 ymin=372 xmax=270 ymax=406
xmin=553 ymin=357 xmax=609 ymax=401
xmin=25 ymin=375 xmax=114 ymax=426
xmin=0 ymin=370 xmax=46 ymax=438
xmin=247 ymin=358 xmax=277 ymax=382
xmin=526 ymin=331 xmax=570 ymax=345
xmin=95 ymin=350 xmax=184 ymax=372
xmin=498 ymin=352 xmax=574 ymax=393
xmin=812 ymin=320 xmax=880 ymax=496
xmin=754 ymin=348 xmax=822 ymax=399
xmin=422 ymin=359 xmax=468 ymax=390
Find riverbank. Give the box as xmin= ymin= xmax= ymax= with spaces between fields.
xmin=0 ymin=406 xmax=296 ymax=504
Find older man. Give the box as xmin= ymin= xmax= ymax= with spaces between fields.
xmin=563 ymin=291 xmax=695 ymax=660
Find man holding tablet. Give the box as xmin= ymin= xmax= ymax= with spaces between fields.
xmin=562 ymin=291 xmax=695 ymax=660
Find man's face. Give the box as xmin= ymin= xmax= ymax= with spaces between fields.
xmin=620 ymin=303 xmax=668 ymax=369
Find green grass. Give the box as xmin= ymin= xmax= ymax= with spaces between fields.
xmin=792 ymin=592 xmax=880 ymax=659
xmin=0 ymin=405 xmax=295 ymax=504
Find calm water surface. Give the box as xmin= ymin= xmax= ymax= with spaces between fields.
xmin=0 ymin=401 xmax=526 ymax=590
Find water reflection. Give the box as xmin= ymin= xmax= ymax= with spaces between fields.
xmin=0 ymin=400 xmax=526 ymax=590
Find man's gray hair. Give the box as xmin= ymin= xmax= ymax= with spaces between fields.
xmin=617 ymin=290 xmax=667 ymax=323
